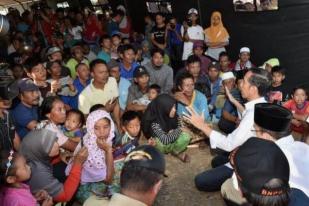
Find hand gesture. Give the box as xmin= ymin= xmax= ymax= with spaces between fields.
xmin=104 ymin=98 xmax=117 ymax=112
xmin=74 ymin=147 xmax=88 ymax=165
xmin=96 ymin=138 xmax=112 ymax=152
xmin=51 ymin=80 xmax=60 ymax=93
xmin=183 ymin=107 xmax=207 ymax=131
xmin=174 ymin=92 xmax=190 ymax=106
xmin=224 ymin=86 xmax=235 ymax=102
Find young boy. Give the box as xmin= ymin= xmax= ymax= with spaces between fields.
xmin=268 ymin=66 xmax=289 ymax=104
xmin=111 ymin=33 xmax=121 ymax=60
xmin=97 ymin=35 xmax=112 ymax=63
xmin=66 ymin=45 xmax=89 ymax=79
xmin=119 ymin=44 xmax=139 ymax=81
xmin=234 ymin=47 xmax=254 ymax=71
xmin=113 ymin=111 xmax=141 ymax=158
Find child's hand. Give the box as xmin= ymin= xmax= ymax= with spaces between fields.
xmin=96 ymin=138 xmax=112 ymax=152
xmin=74 ymin=147 xmax=88 ymax=165
xmin=148 ymin=138 xmax=156 ymax=146
xmin=34 ymin=190 xmax=49 ymax=202
xmin=41 ymin=196 xmax=53 ymax=206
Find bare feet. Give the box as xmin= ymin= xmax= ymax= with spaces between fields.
xmin=173 ymin=152 xmax=190 ymax=163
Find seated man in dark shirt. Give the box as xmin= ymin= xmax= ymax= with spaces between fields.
xmin=12 ymin=78 xmax=40 ymax=139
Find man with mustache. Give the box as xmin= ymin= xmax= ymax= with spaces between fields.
xmin=12 ymin=78 xmax=40 ymax=139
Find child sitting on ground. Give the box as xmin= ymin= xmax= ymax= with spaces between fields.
xmin=132 ymin=84 xmax=161 ymax=106
xmin=283 ymin=86 xmax=309 ymax=140
xmin=113 ymin=111 xmax=141 ymax=159
xmin=63 ymin=109 xmax=85 ymax=143
xmin=0 ymin=151 xmax=53 ymax=206
xmin=65 ymin=110 xmax=118 ymax=203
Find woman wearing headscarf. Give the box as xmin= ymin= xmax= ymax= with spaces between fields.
xmin=142 ymin=94 xmax=191 ymax=162
xmin=204 ymin=11 xmax=230 ymax=60
xmin=20 ymin=129 xmax=88 ymax=202
xmin=65 ymin=110 xmax=119 ymax=203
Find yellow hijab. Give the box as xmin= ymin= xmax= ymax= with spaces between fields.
xmin=204 ymin=11 xmax=229 ymax=43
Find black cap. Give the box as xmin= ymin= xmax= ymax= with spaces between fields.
xmin=230 ymin=138 xmax=290 ymax=196
xmin=208 ymin=62 xmax=220 ymax=71
xmin=124 ymin=145 xmax=166 ymax=176
xmin=133 ymin=66 xmax=149 ymax=78
xmin=254 ymin=103 xmax=292 ymax=132
xmin=18 ymin=78 xmax=39 ymax=92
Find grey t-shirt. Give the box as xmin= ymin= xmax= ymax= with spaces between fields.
xmin=127 ymin=84 xmax=147 ymax=104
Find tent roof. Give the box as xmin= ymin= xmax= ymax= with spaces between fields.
xmin=0 ymin=0 xmax=36 ymax=7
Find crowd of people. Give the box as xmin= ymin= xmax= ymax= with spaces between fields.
xmin=0 ymin=3 xmax=309 ymax=206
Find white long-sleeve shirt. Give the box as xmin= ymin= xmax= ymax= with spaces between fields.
xmin=209 ymin=97 xmax=266 ymax=152
xmin=276 ymin=135 xmax=309 ymax=196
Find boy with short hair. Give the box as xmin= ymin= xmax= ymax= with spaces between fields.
xmin=119 ymin=44 xmax=139 ymax=81
xmin=268 ymin=66 xmax=289 ymax=104
xmin=113 ymin=111 xmax=141 ymax=158
xmin=97 ymin=35 xmax=112 ymax=63
xmin=219 ymin=52 xmax=233 ymax=75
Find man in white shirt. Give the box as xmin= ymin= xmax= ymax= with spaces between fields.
xmin=221 ymin=103 xmax=309 ymax=205
xmin=181 ymin=8 xmax=204 ymax=61
xmin=184 ymin=68 xmax=271 ymax=192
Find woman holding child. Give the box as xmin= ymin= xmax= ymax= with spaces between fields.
xmin=142 ymin=94 xmax=191 ymax=162
xmin=20 ymin=129 xmax=88 ymax=203
xmin=65 ymin=109 xmax=121 ymax=203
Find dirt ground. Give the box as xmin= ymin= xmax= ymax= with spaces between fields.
xmin=154 ymin=144 xmax=226 ymax=206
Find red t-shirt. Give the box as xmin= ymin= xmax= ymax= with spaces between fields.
xmin=283 ymin=100 xmax=309 ymax=133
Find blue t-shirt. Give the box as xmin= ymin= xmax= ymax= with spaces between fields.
xmin=119 ymin=62 xmax=139 ymax=81
xmin=69 ymin=78 xmax=91 ymax=109
xmin=177 ymin=90 xmax=211 ymax=121
xmin=97 ymin=50 xmax=111 ymax=63
xmin=168 ymin=23 xmax=183 ymax=46
xmin=12 ymin=103 xmax=38 ymax=139
xmin=118 ymin=77 xmax=131 ymax=111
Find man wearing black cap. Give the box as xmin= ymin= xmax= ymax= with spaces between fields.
xmin=0 ymin=80 xmax=20 ymax=151
xmin=229 ymin=137 xmax=291 ymax=206
xmin=84 ymin=145 xmax=165 ymax=206
xmin=222 ymin=103 xmax=309 ymax=205
xmin=12 ymin=78 xmax=40 ymax=139
xmin=126 ymin=66 xmax=150 ymax=112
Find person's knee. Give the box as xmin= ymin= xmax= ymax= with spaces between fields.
xmin=194 ymin=173 xmax=208 ymax=191
xmin=194 ymin=172 xmax=217 ymax=191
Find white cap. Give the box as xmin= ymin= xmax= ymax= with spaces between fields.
xmin=240 ymin=47 xmax=250 ymax=54
xmin=221 ymin=72 xmax=235 ymax=81
xmin=188 ymin=8 xmax=198 ymax=15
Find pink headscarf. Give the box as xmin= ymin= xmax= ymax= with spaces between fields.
xmin=66 ymin=110 xmax=115 ymax=184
